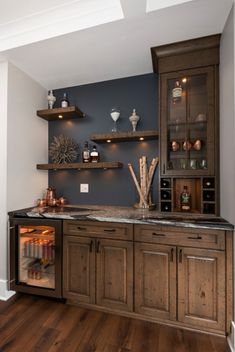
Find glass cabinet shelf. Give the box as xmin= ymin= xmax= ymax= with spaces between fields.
xmin=161 ymin=66 xmax=215 ymax=176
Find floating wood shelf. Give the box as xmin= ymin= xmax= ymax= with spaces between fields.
xmin=37 ymin=106 xmax=85 ymax=121
xmin=90 ymin=130 xmax=159 ymax=143
xmin=37 ymin=162 xmax=123 ymax=170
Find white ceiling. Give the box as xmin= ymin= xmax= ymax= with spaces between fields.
xmin=0 ymin=0 xmax=233 ymax=89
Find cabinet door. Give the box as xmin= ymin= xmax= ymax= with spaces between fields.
xmin=135 ymin=242 xmax=177 ymax=320
xmin=178 ymin=247 xmax=225 ymax=332
xmin=63 ymin=236 xmax=95 ymax=303
xmin=96 ymin=239 xmax=133 ymax=312
xmin=160 ymin=66 xmax=215 ymax=176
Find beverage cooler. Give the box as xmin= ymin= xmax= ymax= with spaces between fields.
xmin=9 ymin=218 xmax=62 ymax=298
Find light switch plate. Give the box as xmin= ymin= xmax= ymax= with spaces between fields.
xmin=80 ymin=183 xmax=89 ymax=193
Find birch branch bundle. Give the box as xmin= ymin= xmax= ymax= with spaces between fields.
xmin=128 ymin=156 xmax=159 ymax=209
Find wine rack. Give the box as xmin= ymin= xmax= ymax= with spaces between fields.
xmin=159 ymin=176 xmax=217 ymax=214
xmin=160 ymin=178 xmax=172 ymax=212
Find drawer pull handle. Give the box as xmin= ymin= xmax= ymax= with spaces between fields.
xmin=152 ymin=233 xmax=165 ymax=237
xmin=171 ymin=248 xmax=174 ymax=262
xmin=179 ymin=249 xmax=183 ymax=263
xmin=96 ymin=241 xmax=101 ymax=253
xmin=89 ymin=240 xmax=93 ymax=253
xmin=187 ymin=236 xmax=202 ymax=240
xmin=77 ymin=226 xmax=87 ymax=231
xmin=103 ymin=229 xmax=116 ymax=232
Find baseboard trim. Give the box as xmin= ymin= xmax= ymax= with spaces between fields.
xmin=0 ymin=279 xmax=15 ymax=301
xmin=227 ymin=322 xmax=235 ymax=352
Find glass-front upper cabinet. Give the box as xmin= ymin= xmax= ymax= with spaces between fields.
xmin=160 ymin=66 xmax=215 ymax=176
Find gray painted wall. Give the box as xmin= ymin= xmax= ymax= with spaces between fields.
xmin=49 ymin=74 xmax=159 ymax=206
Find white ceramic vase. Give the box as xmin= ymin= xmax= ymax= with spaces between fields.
xmin=47 ymin=90 xmax=56 ymax=109
xmin=129 ymin=109 xmax=140 ymax=132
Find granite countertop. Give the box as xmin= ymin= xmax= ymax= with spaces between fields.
xmin=9 ymin=204 xmax=234 ymax=231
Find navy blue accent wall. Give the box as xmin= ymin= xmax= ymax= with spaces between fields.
xmin=49 ymin=73 xmax=159 ymax=206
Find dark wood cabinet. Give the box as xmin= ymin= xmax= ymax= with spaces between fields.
xmin=62 ymin=218 xmax=232 ymax=336
xmin=151 ymin=35 xmax=220 ymax=215
xmin=134 ymin=224 xmax=232 ymax=335
xmin=63 ymin=235 xmax=95 ymax=304
xmin=96 ymin=239 xmax=133 ymax=311
xmin=63 ymin=221 xmax=133 ymax=312
xmin=134 ymin=242 xmax=176 ymax=320
xmin=178 ymin=247 xmax=225 ymax=331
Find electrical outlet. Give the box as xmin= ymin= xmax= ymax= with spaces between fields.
xmin=80 ymin=184 xmax=89 ymax=193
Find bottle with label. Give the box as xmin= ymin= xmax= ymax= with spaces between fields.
xmin=61 ymin=93 xmax=69 ymax=108
xmin=180 ymin=185 xmax=191 ymax=212
xmin=82 ymin=142 xmax=90 ymax=163
xmin=172 ymin=80 xmax=182 ymax=103
xmin=90 ymin=145 xmax=100 ymax=163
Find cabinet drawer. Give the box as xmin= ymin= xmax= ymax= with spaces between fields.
xmin=134 ymin=225 xmax=225 ymax=250
xmin=64 ymin=221 xmax=133 ymax=240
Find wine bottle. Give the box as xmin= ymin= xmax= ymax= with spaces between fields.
xmin=180 ymin=185 xmax=191 ymax=212
xmin=172 ymin=80 xmax=182 ymax=103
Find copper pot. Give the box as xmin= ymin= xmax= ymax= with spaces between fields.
xmin=193 ymin=139 xmax=202 ymax=151
xmin=171 ymin=141 xmax=180 ymax=152
xmin=182 ymin=140 xmax=192 ymax=151
xmin=46 ymin=187 xmax=56 ymax=205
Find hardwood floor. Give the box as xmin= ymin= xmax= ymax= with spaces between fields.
xmin=0 ymin=295 xmax=229 ymax=352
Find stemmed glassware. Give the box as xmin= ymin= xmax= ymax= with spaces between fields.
xmin=110 ymin=108 xmax=120 ymax=132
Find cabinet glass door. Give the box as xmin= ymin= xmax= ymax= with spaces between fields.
xmin=161 ymin=67 xmax=215 ymax=176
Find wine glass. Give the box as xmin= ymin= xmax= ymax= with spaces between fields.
xmin=110 ymin=108 xmax=120 ymax=132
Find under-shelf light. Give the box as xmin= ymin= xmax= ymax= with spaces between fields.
xmin=107 ymin=139 xmax=111 ymax=143
xmin=58 ymin=114 xmax=63 ymax=119
xmin=139 ymin=137 xmax=144 ymax=141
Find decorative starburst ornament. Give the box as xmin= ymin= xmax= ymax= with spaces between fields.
xmin=49 ymin=135 xmax=79 ymax=164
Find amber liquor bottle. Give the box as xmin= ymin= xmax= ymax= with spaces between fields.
xmin=180 ymin=185 xmax=191 ymax=212
xmin=172 ymin=80 xmax=182 ymax=103
xmin=90 ymin=146 xmax=100 ymax=163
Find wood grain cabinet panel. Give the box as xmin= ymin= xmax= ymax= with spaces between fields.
xmin=63 ymin=236 xmax=95 ymax=304
xmin=64 ymin=221 xmax=133 ymax=240
xmin=178 ymin=247 xmax=225 ymax=331
xmin=134 ymin=242 xmax=177 ymax=320
xmin=96 ymin=239 xmax=133 ymax=312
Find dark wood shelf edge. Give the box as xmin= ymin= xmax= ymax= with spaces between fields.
xmin=90 ymin=130 xmax=159 ymax=143
xmin=36 ymin=162 xmax=123 ymax=170
xmin=37 ymin=106 xmax=85 ymax=121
